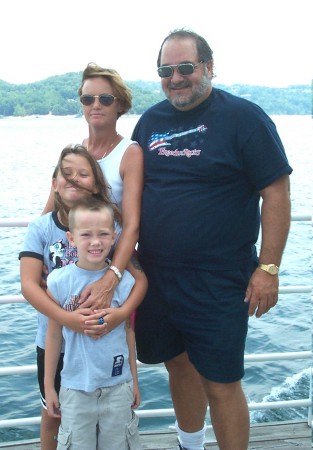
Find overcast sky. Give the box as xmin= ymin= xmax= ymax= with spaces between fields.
xmin=1 ymin=0 xmax=311 ymax=87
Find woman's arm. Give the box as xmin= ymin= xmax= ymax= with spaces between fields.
xmin=20 ymin=257 xmax=106 ymax=336
xmin=42 ymin=185 xmax=55 ymax=215
xmin=84 ymin=253 xmax=148 ymax=334
xmin=79 ymin=144 xmax=144 ymax=309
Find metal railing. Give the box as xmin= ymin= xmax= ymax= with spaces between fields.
xmin=0 ymin=349 xmax=311 ymax=429
xmin=0 ymin=215 xmax=312 ymax=431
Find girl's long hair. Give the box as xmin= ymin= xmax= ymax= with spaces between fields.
xmin=53 ymin=144 xmax=122 ymax=226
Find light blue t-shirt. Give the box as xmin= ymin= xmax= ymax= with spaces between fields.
xmin=47 ymin=264 xmax=134 ymax=391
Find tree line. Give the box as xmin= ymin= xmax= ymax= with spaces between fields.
xmin=0 ymin=72 xmax=311 ymax=117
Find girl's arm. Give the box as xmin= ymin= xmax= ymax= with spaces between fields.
xmin=79 ymin=144 xmax=144 ymax=309
xmin=44 ymin=302 xmax=63 ymax=418
xmin=20 ymin=257 xmax=106 ymax=336
xmin=126 ymin=317 xmax=140 ymax=409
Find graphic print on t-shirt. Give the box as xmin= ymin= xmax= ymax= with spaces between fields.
xmin=148 ymin=124 xmax=207 ymax=155
xmin=49 ymin=239 xmax=77 ymax=269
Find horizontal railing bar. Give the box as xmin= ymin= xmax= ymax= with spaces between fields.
xmin=0 ymin=217 xmax=36 ymax=227
xmin=1 ymin=351 xmax=311 ymax=376
xmin=290 ymin=214 xmax=312 ymax=221
xmin=0 ymin=213 xmax=311 ymax=228
xmin=1 ymin=285 xmax=311 ymax=306
xmin=0 ymin=398 xmax=311 ymax=429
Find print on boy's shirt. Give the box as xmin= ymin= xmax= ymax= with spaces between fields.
xmin=49 ymin=239 xmax=77 ymax=269
xmin=112 ymin=355 xmax=124 ymax=377
xmin=148 ymin=124 xmax=207 ymax=153
xmin=64 ymin=294 xmax=80 ymax=312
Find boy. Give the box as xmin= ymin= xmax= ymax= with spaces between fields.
xmin=44 ymin=197 xmax=144 ymax=450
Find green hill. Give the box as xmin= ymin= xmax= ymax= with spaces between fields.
xmin=0 ymin=72 xmax=311 ymax=117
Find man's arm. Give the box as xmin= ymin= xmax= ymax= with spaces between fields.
xmin=245 ymin=174 xmax=291 ymax=317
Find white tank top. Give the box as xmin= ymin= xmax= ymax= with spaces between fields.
xmin=96 ymin=138 xmax=136 ymax=210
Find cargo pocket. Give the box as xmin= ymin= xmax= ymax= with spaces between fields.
xmin=57 ymin=426 xmax=71 ymax=449
xmin=126 ymin=411 xmax=141 ymax=450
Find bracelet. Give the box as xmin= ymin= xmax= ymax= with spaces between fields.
xmin=109 ymin=265 xmax=123 ymax=282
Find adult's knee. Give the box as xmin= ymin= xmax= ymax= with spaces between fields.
xmin=204 ymin=379 xmax=243 ymax=404
xmin=164 ymin=352 xmax=202 ymax=382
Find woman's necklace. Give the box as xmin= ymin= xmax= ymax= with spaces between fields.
xmin=88 ymin=132 xmax=120 ymax=159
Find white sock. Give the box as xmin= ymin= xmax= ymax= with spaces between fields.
xmin=175 ymin=420 xmax=206 ymax=450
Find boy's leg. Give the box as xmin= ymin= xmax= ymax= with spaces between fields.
xmin=98 ymin=381 xmax=141 ymax=450
xmin=57 ymin=388 xmax=97 ymax=450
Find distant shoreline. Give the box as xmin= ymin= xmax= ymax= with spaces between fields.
xmin=0 ymin=113 xmax=142 ymax=120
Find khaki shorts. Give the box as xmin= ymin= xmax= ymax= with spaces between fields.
xmin=57 ymin=381 xmax=141 ymax=450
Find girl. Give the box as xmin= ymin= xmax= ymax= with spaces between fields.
xmin=20 ymin=144 xmax=147 ymax=450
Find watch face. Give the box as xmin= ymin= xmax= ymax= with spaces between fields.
xmin=268 ymin=264 xmax=278 ymax=275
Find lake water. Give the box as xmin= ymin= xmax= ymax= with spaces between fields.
xmin=0 ymin=114 xmax=312 ymax=442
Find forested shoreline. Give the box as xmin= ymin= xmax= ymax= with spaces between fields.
xmin=0 ymin=72 xmax=311 ymax=117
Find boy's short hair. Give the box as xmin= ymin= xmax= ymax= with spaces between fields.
xmin=68 ymin=198 xmax=115 ymax=232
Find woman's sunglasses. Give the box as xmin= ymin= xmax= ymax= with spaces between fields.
xmin=157 ymin=61 xmax=204 ymax=78
xmin=80 ymin=94 xmax=117 ymax=106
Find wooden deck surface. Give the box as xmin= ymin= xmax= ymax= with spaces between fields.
xmin=0 ymin=420 xmax=311 ymax=449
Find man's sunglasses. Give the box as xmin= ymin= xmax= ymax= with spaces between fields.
xmin=80 ymin=94 xmax=117 ymax=106
xmin=157 ymin=61 xmax=204 ymax=78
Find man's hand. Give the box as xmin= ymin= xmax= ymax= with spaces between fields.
xmin=78 ymin=271 xmax=118 ymax=310
xmin=244 ymin=268 xmax=279 ymax=318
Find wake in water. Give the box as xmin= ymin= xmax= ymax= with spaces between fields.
xmin=250 ymin=368 xmax=311 ymax=423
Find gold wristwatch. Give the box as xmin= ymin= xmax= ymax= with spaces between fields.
xmin=258 ymin=263 xmax=279 ymax=275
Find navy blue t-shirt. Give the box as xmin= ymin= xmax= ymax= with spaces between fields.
xmin=132 ymin=88 xmax=292 ymax=270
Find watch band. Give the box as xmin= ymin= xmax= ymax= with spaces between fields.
xmin=109 ymin=265 xmax=123 ymax=282
xmin=258 ymin=263 xmax=279 ymax=275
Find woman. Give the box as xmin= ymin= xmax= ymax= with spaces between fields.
xmin=44 ymin=63 xmax=144 ymax=310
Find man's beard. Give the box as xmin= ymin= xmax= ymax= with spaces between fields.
xmin=165 ymin=68 xmax=211 ymax=109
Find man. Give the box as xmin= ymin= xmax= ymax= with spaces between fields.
xmin=132 ymin=29 xmax=292 ymax=450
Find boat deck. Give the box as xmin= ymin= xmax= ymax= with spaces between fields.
xmin=0 ymin=420 xmax=311 ymax=449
